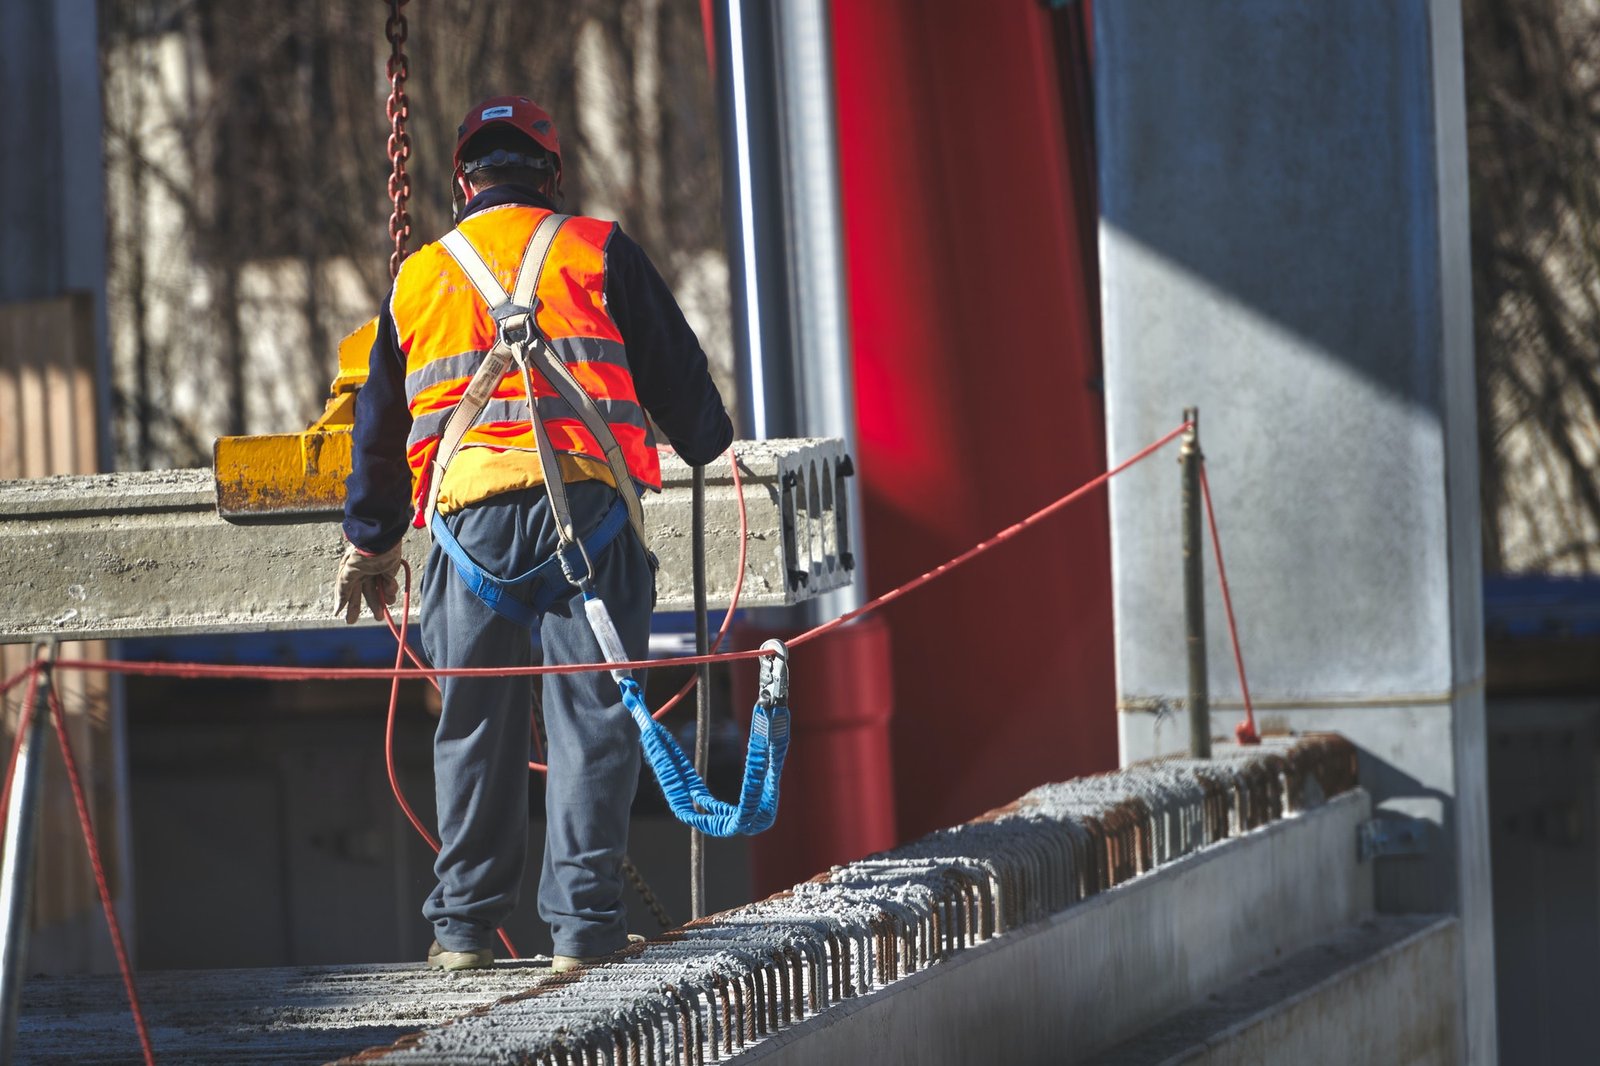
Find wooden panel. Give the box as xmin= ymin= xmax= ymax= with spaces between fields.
xmin=0 ymin=294 xmax=115 ymax=957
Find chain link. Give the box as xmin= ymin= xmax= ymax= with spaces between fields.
xmin=384 ymin=0 xmax=412 ymax=279
xmin=622 ymin=854 xmax=677 ymax=930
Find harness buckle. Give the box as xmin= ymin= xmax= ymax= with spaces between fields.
xmin=492 ymin=301 xmax=540 ymax=348
xmin=757 ymin=639 xmax=790 ymax=708
xmin=556 ymin=536 xmax=596 ymax=592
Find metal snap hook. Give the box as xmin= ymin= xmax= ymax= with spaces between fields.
xmin=557 ymin=535 xmax=597 ymax=592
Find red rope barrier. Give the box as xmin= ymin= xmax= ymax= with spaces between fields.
xmin=47 ymin=421 xmax=1191 ymax=685
xmin=375 ymin=450 xmax=754 ymax=776
xmin=650 ymin=452 xmax=751 ymax=721
xmin=0 ymin=664 xmax=36 ymax=699
xmin=0 ymin=665 xmax=40 ymax=833
xmin=50 ymin=647 xmax=753 ymax=683
xmin=0 ymin=421 xmax=1192 ymax=1041
xmin=48 ymin=682 xmax=157 ymax=1065
xmin=1199 ymin=460 xmax=1258 ymax=745
xmin=788 ymin=420 xmax=1193 ymax=648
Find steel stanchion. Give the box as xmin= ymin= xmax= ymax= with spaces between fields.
xmin=0 ymin=643 xmax=54 ymax=1060
xmin=1181 ymin=409 xmax=1211 ymax=759
xmin=690 ymin=466 xmax=711 ymax=919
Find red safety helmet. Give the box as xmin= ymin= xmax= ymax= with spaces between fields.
xmin=452 ymin=95 xmax=562 ymax=195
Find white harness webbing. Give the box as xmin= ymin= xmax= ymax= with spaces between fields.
xmin=426 ymin=217 xmax=647 ymax=559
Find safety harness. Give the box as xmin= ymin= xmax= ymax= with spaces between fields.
xmin=428 ymin=215 xmax=790 ymax=838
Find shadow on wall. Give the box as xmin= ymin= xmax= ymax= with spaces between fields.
xmin=1354 ymin=747 xmax=1457 ymax=914
xmin=1097 ymin=1 xmax=1442 ymax=408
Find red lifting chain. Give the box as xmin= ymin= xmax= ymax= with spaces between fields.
xmin=384 ymin=0 xmax=412 ymax=280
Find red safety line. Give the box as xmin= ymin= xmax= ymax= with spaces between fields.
xmin=0 ymin=421 xmax=1190 ymax=1033
xmin=365 ymin=452 xmax=754 ymax=950
xmin=368 ymin=450 xmax=751 ymax=948
xmin=650 ymin=451 xmax=751 ymax=721
xmin=0 ymin=664 xmax=36 ymax=699
xmin=52 ymin=646 xmax=753 ymax=682
xmin=48 ymin=420 xmax=1192 ymax=684
xmin=0 ymin=665 xmax=40 ymax=836
xmin=378 ymin=562 xmax=521 ymax=959
xmin=1199 ymin=460 xmax=1258 ymax=745
xmin=377 ymin=450 xmax=754 ymax=776
xmin=46 ymin=682 xmax=157 ymax=1065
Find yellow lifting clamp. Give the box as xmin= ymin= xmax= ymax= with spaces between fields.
xmin=212 ymin=318 xmax=375 ymax=521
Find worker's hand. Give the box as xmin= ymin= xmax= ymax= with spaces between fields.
xmin=335 ymin=540 xmax=404 ymax=625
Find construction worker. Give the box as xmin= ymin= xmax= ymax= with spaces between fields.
xmin=334 ymin=95 xmax=733 ymax=972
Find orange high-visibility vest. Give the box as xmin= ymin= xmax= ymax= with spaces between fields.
xmin=390 ymin=205 xmax=662 ymax=522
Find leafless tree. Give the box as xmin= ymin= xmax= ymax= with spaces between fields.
xmin=1466 ymin=0 xmax=1600 ymax=573
xmin=100 ymin=0 xmax=729 ymax=472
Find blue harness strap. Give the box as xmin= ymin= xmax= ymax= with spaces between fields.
xmin=618 ymin=677 xmax=790 ymax=837
xmin=429 ymin=495 xmax=630 ymax=627
xmin=433 ymin=494 xmax=791 ymax=839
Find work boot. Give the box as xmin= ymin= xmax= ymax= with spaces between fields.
xmin=427 ymin=939 xmax=494 ymax=972
xmin=550 ymin=934 xmax=645 ymax=974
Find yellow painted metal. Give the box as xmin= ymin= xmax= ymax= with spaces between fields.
xmin=212 ymin=318 xmax=375 ymax=520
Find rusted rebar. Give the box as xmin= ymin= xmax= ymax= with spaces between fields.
xmin=343 ymin=735 xmax=1361 ymax=1066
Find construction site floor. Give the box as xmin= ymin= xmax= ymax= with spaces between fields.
xmin=17 ymin=957 xmax=561 ymax=1065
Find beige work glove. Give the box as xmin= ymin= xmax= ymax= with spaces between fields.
xmin=335 ymin=540 xmax=404 ymax=625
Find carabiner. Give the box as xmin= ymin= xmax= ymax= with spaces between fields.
xmin=556 ymin=535 xmax=597 ymax=593
xmin=757 ymin=639 xmax=790 ymax=709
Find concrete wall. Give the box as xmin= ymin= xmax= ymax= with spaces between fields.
xmin=1111 ymin=919 xmax=1462 ymax=1066
xmin=1095 ymin=2 xmax=1491 ymax=1060
xmin=732 ymin=791 xmax=1375 ymax=1065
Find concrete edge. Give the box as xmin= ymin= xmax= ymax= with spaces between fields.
xmin=1173 ymin=916 xmax=1461 ymax=1063
xmin=727 ymin=790 xmax=1372 ymax=1063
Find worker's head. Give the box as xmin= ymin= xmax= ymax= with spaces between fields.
xmin=452 ymin=96 xmax=562 ymax=211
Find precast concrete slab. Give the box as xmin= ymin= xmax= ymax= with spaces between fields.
xmin=0 ymin=438 xmax=852 ymax=643
xmin=17 ymin=959 xmax=567 ymax=1065
xmin=722 ymin=783 xmax=1372 ymax=1066
xmin=335 ymin=737 xmax=1360 ymax=1064
xmin=15 ymin=736 xmax=1361 ymax=1063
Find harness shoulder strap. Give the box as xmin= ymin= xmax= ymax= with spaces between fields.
xmin=423 ymin=213 xmax=567 ymax=526
xmin=439 ymin=228 xmax=513 ymax=307
xmin=520 ymin=328 xmax=647 ymax=541
xmin=431 ymin=213 xmax=649 ymax=556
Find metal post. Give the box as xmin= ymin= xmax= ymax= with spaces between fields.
xmin=0 ymin=646 xmax=53 ymax=1060
xmin=1181 ymin=408 xmax=1210 ymax=759
xmin=689 ymin=466 xmax=711 ymax=919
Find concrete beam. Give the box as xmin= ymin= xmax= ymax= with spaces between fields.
xmin=16 ymin=737 xmax=1365 ymax=1062
xmin=0 ymin=438 xmax=852 ymax=643
xmin=728 ymin=791 xmax=1374 ymax=1066
xmin=345 ymin=737 xmax=1362 ymax=1064
xmin=1090 ymin=916 xmax=1461 ymax=1066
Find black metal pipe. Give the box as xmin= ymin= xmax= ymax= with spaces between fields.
xmin=1181 ymin=408 xmax=1210 ymax=758
xmin=690 ymin=465 xmax=711 ymax=919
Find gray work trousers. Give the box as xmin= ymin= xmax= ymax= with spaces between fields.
xmin=419 ymin=480 xmax=653 ymax=958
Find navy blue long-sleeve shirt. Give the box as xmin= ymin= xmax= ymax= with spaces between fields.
xmin=342 ymin=184 xmax=734 ymax=552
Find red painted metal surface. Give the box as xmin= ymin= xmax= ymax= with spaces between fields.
xmin=830 ymin=0 xmax=1113 ymax=840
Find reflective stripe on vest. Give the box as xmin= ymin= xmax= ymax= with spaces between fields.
xmin=390 ymin=205 xmax=662 ymax=516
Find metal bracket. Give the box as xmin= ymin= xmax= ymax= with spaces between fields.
xmin=1357 ymin=816 xmax=1429 ymax=861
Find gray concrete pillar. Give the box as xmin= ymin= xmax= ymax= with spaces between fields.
xmin=1096 ymin=2 xmax=1492 ymax=1062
